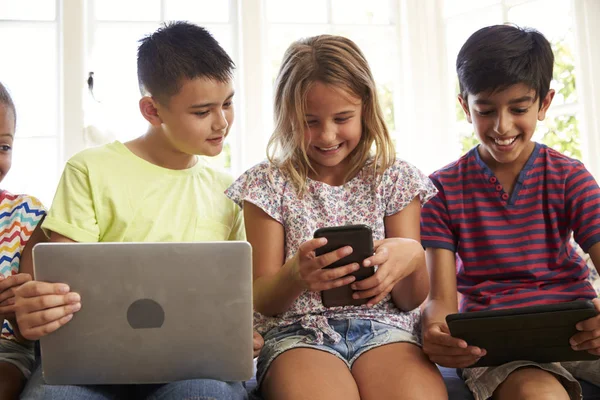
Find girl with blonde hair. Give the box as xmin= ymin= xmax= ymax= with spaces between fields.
xmin=227 ymin=35 xmax=446 ymax=399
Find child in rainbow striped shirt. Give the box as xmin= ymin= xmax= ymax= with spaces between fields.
xmin=0 ymin=82 xmax=46 ymax=399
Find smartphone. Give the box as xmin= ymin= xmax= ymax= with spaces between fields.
xmin=313 ymin=224 xmax=374 ymax=307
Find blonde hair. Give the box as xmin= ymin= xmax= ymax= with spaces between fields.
xmin=267 ymin=35 xmax=395 ymax=194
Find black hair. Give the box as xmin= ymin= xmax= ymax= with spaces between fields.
xmin=456 ymin=24 xmax=554 ymax=106
xmin=0 ymin=82 xmax=16 ymax=129
xmin=137 ymin=21 xmax=234 ymax=105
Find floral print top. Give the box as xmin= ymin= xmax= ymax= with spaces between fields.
xmin=225 ymin=159 xmax=437 ymax=344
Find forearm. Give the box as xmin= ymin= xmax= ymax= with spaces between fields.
xmin=422 ymin=296 xmax=459 ymax=328
xmin=253 ymin=261 xmax=305 ymax=316
xmin=391 ymin=246 xmax=429 ymax=310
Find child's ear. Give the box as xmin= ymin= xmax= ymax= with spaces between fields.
xmin=457 ymin=94 xmax=472 ymax=123
xmin=537 ymin=89 xmax=555 ymax=121
xmin=139 ymin=96 xmax=162 ymax=125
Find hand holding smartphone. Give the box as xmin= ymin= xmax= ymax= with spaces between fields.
xmin=314 ymin=224 xmax=374 ymax=307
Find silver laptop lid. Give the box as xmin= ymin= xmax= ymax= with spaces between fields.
xmin=33 ymin=241 xmax=253 ymax=385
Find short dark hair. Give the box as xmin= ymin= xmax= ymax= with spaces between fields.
xmin=456 ymin=24 xmax=554 ymax=106
xmin=0 ymin=82 xmax=16 ymax=129
xmin=137 ymin=21 xmax=234 ymax=105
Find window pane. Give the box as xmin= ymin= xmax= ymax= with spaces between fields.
xmin=266 ymin=0 xmax=328 ymax=23
xmin=535 ymin=112 xmax=581 ymax=160
xmin=507 ymin=0 xmax=572 ymax=42
xmin=331 ymin=0 xmax=393 ymax=25
xmin=89 ymin=22 xmax=236 ymax=143
xmin=0 ymin=23 xmax=58 ymax=138
xmin=443 ymin=0 xmax=500 ymax=18
xmin=94 ymin=0 xmax=160 ymax=21
xmin=89 ymin=23 xmax=160 ymax=141
xmin=166 ymin=0 xmax=229 ymax=23
xmin=2 ymin=137 xmax=59 ymax=207
xmin=508 ymin=0 xmax=577 ymax=106
xmin=445 ymin=5 xmax=503 ymax=71
xmin=267 ymin=25 xmax=331 ymax=85
xmin=0 ymin=0 xmax=55 ymax=21
xmin=445 ymin=4 xmax=503 ymax=154
xmin=333 ymin=27 xmax=397 ymax=130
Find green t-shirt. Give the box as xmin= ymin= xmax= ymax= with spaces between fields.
xmin=43 ymin=141 xmax=244 ymax=243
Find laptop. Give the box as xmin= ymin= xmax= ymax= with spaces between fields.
xmin=33 ymin=241 xmax=254 ymax=385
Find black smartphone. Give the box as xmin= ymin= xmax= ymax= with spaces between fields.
xmin=314 ymin=224 xmax=374 ymax=307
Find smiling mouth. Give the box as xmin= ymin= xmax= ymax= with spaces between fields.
xmin=493 ymin=136 xmax=518 ymax=146
xmin=316 ymin=144 xmax=342 ymax=151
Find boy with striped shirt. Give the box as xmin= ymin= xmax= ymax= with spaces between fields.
xmin=421 ymin=25 xmax=600 ymax=400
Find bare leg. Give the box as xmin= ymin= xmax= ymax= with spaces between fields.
xmin=0 ymin=362 xmax=26 ymax=400
xmin=352 ymin=343 xmax=448 ymax=400
xmin=493 ymin=368 xmax=570 ymax=400
xmin=261 ymin=348 xmax=360 ymax=400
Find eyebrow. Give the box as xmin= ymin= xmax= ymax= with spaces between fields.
xmin=0 ymin=133 xmax=13 ymax=138
xmin=305 ymin=110 xmax=356 ymax=117
xmin=189 ymin=91 xmax=235 ymax=109
xmin=474 ymin=96 xmax=535 ymax=105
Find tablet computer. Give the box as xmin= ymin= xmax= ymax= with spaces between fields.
xmin=446 ymin=300 xmax=600 ymax=367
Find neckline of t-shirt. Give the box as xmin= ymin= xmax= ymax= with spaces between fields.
xmin=473 ymin=141 xmax=541 ymax=179
xmin=111 ymin=140 xmax=206 ymax=176
xmin=306 ymin=172 xmax=363 ymax=190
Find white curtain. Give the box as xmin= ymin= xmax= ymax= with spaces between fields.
xmin=573 ymin=0 xmax=600 ymax=179
xmin=394 ymin=0 xmax=456 ymax=174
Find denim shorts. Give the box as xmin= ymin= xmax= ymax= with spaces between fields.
xmin=0 ymin=338 xmax=35 ymax=378
xmin=256 ymin=318 xmax=419 ymax=387
xmin=462 ymin=359 xmax=600 ymax=400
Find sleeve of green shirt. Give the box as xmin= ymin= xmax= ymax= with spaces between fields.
xmin=228 ymin=202 xmax=246 ymax=241
xmin=42 ymin=161 xmax=100 ymax=242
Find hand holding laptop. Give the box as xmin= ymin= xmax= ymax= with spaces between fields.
xmin=13 ymin=280 xmax=81 ymax=341
xmin=569 ymin=298 xmax=600 ymax=355
xmin=0 ymin=273 xmax=32 ymax=320
xmin=253 ymin=330 xmax=264 ymax=358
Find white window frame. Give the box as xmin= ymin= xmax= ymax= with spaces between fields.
xmin=50 ymin=0 xmax=600 ymax=189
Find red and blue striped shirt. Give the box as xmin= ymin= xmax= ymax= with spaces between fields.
xmin=421 ymin=143 xmax=600 ymax=312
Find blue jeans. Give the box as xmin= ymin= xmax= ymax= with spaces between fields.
xmin=256 ymin=318 xmax=419 ymax=387
xmin=20 ymin=365 xmax=248 ymax=400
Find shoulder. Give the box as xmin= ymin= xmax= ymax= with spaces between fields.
xmin=428 ymin=151 xmax=476 ymax=189
xmin=381 ymin=158 xmax=421 ymax=179
xmin=199 ymin=161 xmax=235 ymax=190
xmin=432 ymin=150 xmax=473 ymax=178
xmin=539 ymin=144 xmax=587 ymax=176
xmin=237 ymin=160 xmax=287 ymax=189
xmin=66 ymin=141 xmax=124 ymax=173
xmin=0 ymin=191 xmax=46 ymax=219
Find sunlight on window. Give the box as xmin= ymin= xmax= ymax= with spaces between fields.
xmin=0 ymin=24 xmax=58 ymax=138
xmin=0 ymin=21 xmax=59 ymax=206
xmin=331 ymin=0 xmax=393 ymax=24
xmin=94 ymin=0 xmax=160 ymax=21
xmin=2 ymin=138 xmax=59 ymax=207
xmin=266 ymin=1 xmax=398 ymax=136
xmin=443 ymin=0 xmax=501 ymax=18
xmin=266 ymin=0 xmax=328 ymax=23
xmin=0 ymin=0 xmax=55 ymax=20
xmin=446 ymin=0 xmax=581 ymax=159
xmin=87 ymin=4 xmax=237 ymax=169
xmin=165 ymin=0 xmax=229 ymax=22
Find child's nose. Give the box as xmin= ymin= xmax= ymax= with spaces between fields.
xmin=319 ymin=122 xmax=337 ymax=141
xmin=494 ymin=110 xmax=513 ymax=135
xmin=212 ymin=109 xmax=229 ymax=131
